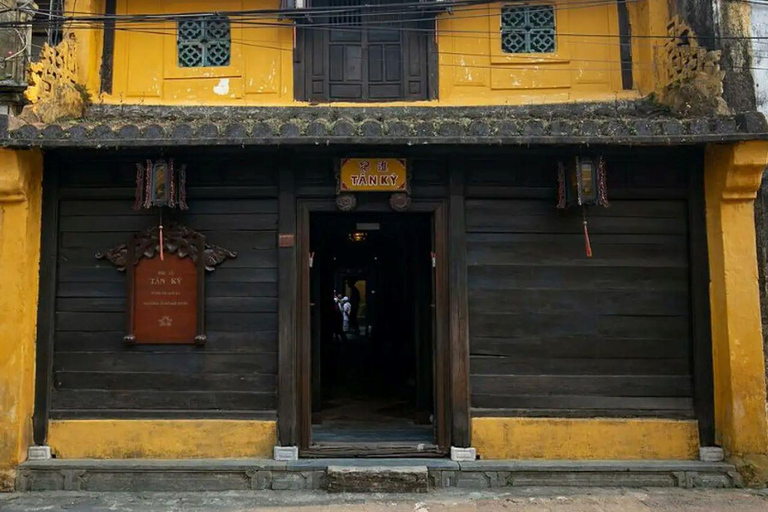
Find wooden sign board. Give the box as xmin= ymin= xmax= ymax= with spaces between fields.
xmin=97 ymin=222 xmax=237 ymax=346
xmin=131 ymin=255 xmax=199 ymax=344
xmin=125 ymin=231 xmax=206 ymax=345
xmin=338 ymin=158 xmax=408 ymax=192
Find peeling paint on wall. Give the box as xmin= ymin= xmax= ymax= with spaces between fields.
xmin=213 ymin=78 xmax=230 ymax=96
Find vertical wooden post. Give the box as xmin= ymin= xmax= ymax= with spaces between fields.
xmin=448 ymin=167 xmax=471 ymax=447
xmin=277 ymin=168 xmax=298 ymax=446
xmin=99 ymin=0 xmax=117 ymax=95
xmin=33 ymin=160 xmax=58 ymax=446
xmin=616 ymin=0 xmax=634 ymax=90
xmin=688 ymin=164 xmax=715 ymax=446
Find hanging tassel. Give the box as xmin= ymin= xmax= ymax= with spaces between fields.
xmin=159 ymin=224 xmax=165 ymax=261
xmin=159 ymin=210 xmax=165 ymax=261
xmin=583 ymin=220 xmax=593 ymax=258
xmin=582 ymin=208 xmax=593 ymax=258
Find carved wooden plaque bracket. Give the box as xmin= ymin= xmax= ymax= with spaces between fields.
xmin=96 ymin=222 xmax=237 ymax=346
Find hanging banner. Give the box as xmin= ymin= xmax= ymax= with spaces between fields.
xmin=338 ymin=158 xmax=408 ymax=192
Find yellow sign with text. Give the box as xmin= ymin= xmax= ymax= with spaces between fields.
xmin=339 ymin=158 xmax=408 ymax=192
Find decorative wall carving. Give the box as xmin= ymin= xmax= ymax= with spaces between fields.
xmin=656 ymin=16 xmax=728 ymax=116
xmin=22 ymin=34 xmax=88 ymax=123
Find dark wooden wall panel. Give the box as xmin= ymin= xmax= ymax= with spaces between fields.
xmin=465 ymin=154 xmax=694 ymax=419
xmin=50 ymin=155 xmax=279 ymax=419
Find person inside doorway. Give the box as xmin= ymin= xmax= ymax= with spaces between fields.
xmin=347 ymin=279 xmax=361 ymax=336
xmin=341 ymin=296 xmax=351 ymax=333
xmin=332 ymin=293 xmax=346 ymax=342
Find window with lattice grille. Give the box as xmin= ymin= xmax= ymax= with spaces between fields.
xmin=501 ymin=5 xmax=555 ymax=54
xmin=177 ymin=17 xmax=231 ymax=67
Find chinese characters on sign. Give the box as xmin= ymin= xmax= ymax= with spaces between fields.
xmin=132 ymin=255 xmax=198 ymax=344
xmin=339 ymin=158 xmax=408 ymax=192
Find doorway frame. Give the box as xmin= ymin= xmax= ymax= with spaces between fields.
xmin=295 ymin=199 xmax=451 ymax=457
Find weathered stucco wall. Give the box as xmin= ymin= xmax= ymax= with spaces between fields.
xmin=0 ymin=150 xmax=43 ymax=491
xmin=669 ymin=0 xmax=757 ymax=113
xmin=751 ymin=3 xmax=768 ymax=115
xmin=715 ymin=0 xmax=757 ymax=112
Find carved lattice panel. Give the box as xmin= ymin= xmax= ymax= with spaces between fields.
xmin=501 ymin=5 xmax=555 ymax=54
xmin=177 ymin=17 xmax=231 ymax=67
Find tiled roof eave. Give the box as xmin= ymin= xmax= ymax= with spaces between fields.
xmin=3 ymin=103 xmax=766 ymax=149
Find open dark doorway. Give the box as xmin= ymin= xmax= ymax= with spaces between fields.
xmin=309 ymin=212 xmax=435 ymax=447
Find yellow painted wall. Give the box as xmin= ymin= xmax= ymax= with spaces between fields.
xmin=437 ymin=3 xmax=629 ymax=104
xmin=48 ymin=420 xmax=277 ymax=458
xmin=80 ymin=0 xmax=655 ymax=105
xmin=0 ymin=150 xmax=43 ymax=491
xmin=106 ymin=0 xmax=294 ymax=104
xmin=704 ymin=142 xmax=768 ymax=459
xmin=472 ymin=418 xmax=700 ymax=460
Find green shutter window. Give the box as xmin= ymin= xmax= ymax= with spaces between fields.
xmin=501 ymin=5 xmax=556 ymax=54
xmin=177 ymin=17 xmax=231 ymax=68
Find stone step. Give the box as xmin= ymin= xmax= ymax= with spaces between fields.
xmin=327 ymin=466 xmax=429 ymax=493
xmin=16 ymin=458 xmax=742 ymax=492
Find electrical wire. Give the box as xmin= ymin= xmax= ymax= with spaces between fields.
xmin=103 ymin=23 xmax=768 ymax=74
xmin=6 ymin=1 xmax=768 ymax=47
xmin=41 ymin=0 xmax=647 ymax=23
xmin=5 ymin=0 xmax=768 ymax=73
xmin=0 ymin=0 xmax=655 ymax=29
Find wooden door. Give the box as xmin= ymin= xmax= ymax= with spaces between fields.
xmin=297 ymin=0 xmax=430 ymax=102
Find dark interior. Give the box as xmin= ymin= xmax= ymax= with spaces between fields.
xmin=310 ymin=212 xmax=434 ymax=444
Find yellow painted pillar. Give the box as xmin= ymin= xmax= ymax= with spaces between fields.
xmin=705 ymin=142 xmax=768 ymax=471
xmin=0 ymin=149 xmax=43 ymax=491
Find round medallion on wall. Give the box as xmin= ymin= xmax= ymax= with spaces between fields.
xmin=336 ymin=194 xmax=357 ymax=212
xmin=389 ymin=193 xmax=411 ymax=212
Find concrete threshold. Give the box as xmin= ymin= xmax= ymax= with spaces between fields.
xmin=16 ymin=458 xmax=742 ymax=492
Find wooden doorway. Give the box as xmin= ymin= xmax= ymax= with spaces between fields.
xmin=296 ymin=200 xmax=449 ymax=457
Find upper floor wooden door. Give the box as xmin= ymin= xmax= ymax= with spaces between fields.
xmin=295 ymin=0 xmax=432 ymax=102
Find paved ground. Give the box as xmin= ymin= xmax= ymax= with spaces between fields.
xmin=1 ymin=488 xmax=768 ymax=512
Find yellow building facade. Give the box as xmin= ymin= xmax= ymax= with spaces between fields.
xmin=63 ymin=0 xmax=669 ymax=106
xmin=2 ymin=0 xmax=768 ymax=492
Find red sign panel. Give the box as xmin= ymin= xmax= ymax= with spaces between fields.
xmin=132 ymin=255 xmax=198 ymax=344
